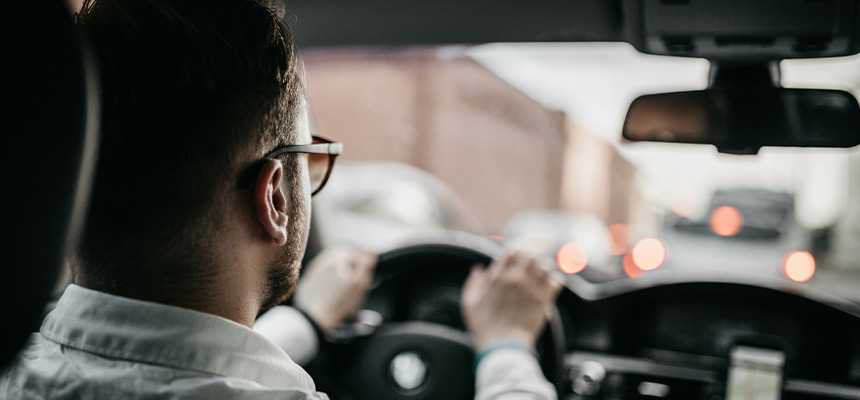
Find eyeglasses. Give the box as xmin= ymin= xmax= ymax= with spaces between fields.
xmin=237 ymin=135 xmax=343 ymax=196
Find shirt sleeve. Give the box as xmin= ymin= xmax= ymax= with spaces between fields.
xmin=254 ymin=306 xmax=319 ymax=366
xmin=475 ymin=348 xmax=557 ymax=400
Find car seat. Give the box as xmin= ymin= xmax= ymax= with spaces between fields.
xmin=0 ymin=0 xmax=100 ymax=369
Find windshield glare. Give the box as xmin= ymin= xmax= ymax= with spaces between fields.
xmin=304 ymin=43 xmax=860 ymax=303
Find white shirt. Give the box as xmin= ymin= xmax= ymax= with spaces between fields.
xmin=1 ymin=285 xmax=326 ymax=399
xmin=1 ymin=285 xmax=556 ymax=399
xmin=254 ymin=306 xmax=320 ymax=367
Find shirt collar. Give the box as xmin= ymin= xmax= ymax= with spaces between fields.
xmin=41 ymin=284 xmax=315 ymax=391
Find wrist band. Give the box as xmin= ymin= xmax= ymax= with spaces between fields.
xmin=293 ymin=306 xmax=327 ymax=344
xmin=473 ymin=338 xmax=538 ymax=374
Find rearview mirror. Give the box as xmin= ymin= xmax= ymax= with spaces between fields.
xmin=623 ymin=88 xmax=860 ymax=154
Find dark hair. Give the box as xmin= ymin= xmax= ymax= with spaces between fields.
xmin=73 ymin=0 xmax=304 ymax=299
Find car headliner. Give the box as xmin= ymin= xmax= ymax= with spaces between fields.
xmin=283 ymin=0 xmax=860 ymax=61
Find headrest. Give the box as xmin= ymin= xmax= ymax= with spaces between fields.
xmin=1 ymin=0 xmax=100 ymax=368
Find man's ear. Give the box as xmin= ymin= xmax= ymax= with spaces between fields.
xmin=253 ymin=159 xmax=289 ymax=246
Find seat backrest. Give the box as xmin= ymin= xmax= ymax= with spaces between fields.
xmin=1 ymin=0 xmax=99 ymax=369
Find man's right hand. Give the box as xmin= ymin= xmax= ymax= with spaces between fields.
xmin=294 ymin=247 xmax=377 ymax=332
xmin=461 ymin=251 xmax=563 ymax=351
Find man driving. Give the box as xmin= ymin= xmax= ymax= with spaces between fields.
xmin=0 ymin=0 xmax=561 ymax=398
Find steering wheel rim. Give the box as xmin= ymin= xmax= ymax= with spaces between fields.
xmin=309 ymin=243 xmax=566 ymax=400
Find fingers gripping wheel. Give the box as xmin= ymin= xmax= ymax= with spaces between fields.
xmin=328 ymin=244 xmax=565 ymax=400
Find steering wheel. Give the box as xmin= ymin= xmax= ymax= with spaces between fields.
xmin=307 ymin=243 xmax=566 ymax=400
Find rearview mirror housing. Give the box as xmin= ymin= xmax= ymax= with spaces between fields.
xmin=623 ymin=88 xmax=860 ymax=154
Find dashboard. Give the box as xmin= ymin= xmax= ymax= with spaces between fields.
xmin=557 ymin=283 xmax=860 ymax=399
xmin=331 ymin=244 xmax=860 ymax=400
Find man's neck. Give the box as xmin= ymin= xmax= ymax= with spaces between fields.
xmin=174 ymin=283 xmax=261 ymax=328
xmin=77 ymin=273 xmax=263 ymax=328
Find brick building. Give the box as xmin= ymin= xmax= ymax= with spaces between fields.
xmin=304 ymin=48 xmax=568 ymax=233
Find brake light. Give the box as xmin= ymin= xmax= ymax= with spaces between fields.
xmin=623 ymin=253 xmax=643 ymax=279
xmin=557 ymin=242 xmax=588 ymax=274
xmin=631 ymin=238 xmax=667 ymax=271
xmin=783 ymin=251 xmax=815 ymax=283
xmin=710 ymin=206 xmax=744 ymax=237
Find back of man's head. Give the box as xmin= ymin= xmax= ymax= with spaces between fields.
xmin=74 ymin=0 xmax=304 ymax=300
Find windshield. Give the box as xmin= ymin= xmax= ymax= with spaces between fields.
xmin=304 ymin=43 xmax=860 ymax=304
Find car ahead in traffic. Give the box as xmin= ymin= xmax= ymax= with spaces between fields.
xmin=7 ymin=1 xmax=860 ymax=400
